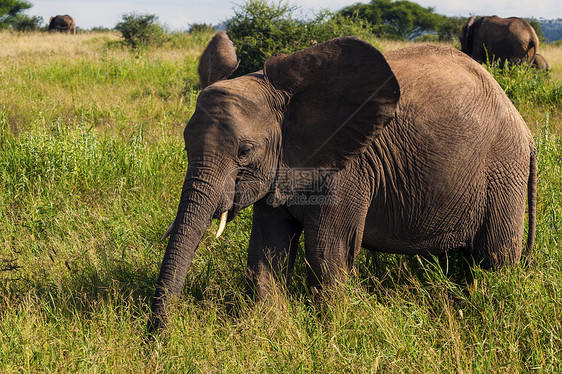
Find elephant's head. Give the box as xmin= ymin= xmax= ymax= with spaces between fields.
xmin=460 ymin=16 xmax=476 ymax=55
xmin=149 ymin=34 xmax=400 ymax=330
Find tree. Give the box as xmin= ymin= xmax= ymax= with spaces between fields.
xmin=114 ymin=13 xmax=166 ymax=50
xmin=339 ymin=0 xmax=442 ymax=40
xmin=11 ymin=14 xmax=43 ymax=31
xmin=0 ymin=0 xmax=32 ymax=29
xmin=437 ymin=16 xmax=466 ymax=41
xmin=226 ymin=0 xmax=372 ymax=76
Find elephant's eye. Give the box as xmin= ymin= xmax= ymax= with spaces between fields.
xmin=238 ymin=143 xmax=254 ymax=159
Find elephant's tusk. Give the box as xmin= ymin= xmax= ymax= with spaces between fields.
xmin=161 ymin=222 xmax=174 ymax=241
xmin=215 ymin=211 xmax=228 ymax=239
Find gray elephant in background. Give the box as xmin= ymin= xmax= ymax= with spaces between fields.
xmin=531 ymin=53 xmax=550 ymax=71
xmin=48 ymin=15 xmax=76 ymax=34
xmin=460 ymin=16 xmax=538 ymax=65
xmin=150 ymin=33 xmax=537 ymax=331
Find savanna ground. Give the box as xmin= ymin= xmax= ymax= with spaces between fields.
xmin=0 ymin=30 xmax=561 ymax=372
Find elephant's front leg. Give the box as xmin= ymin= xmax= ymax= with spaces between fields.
xmin=246 ymin=198 xmax=303 ymax=300
xmin=301 ymin=200 xmax=369 ymax=297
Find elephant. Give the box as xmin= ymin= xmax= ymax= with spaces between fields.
xmin=198 ymin=31 xmax=240 ymax=88
xmin=460 ymin=16 xmax=539 ymax=65
xmin=48 ymin=15 xmax=76 ymax=34
xmin=150 ymin=34 xmax=537 ymax=331
xmin=531 ymin=53 xmax=550 ymax=71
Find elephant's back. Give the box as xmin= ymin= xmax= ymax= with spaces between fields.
xmin=384 ymin=44 xmax=529 ymax=140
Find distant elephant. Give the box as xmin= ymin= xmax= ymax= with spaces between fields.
xmin=460 ymin=16 xmax=538 ymax=64
xmin=48 ymin=15 xmax=76 ymax=34
xmin=150 ymin=34 xmax=537 ymax=331
xmin=531 ymin=53 xmax=550 ymax=71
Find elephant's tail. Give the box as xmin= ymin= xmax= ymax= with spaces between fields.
xmin=525 ymin=141 xmax=537 ymax=261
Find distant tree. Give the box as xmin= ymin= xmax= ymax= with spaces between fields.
xmin=11 ymin=14 xmax=43 ymax=31
xmin=226 ymin=0 xmax=372 ymax=75
xmin=114 ymin=13 xmax=166 ymax=50
xmin=89 ymin=26 xmax=112 ymax=32
xmin=188 ymin=23 xmax=215 ymax=34
xmin=437 ymin=16 xmax=466 ymax=41
xmin=339 ymin=0 xmax=442 ymax=40
xmin=0 ymin=0 xmax=32 ymax=29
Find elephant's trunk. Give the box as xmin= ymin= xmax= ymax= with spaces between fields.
xmin=150 ymin=164 xmax=231 ymax=331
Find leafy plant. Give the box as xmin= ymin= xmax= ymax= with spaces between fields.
xmin=338 ymin=0 xmax=443 ymax=40
xmin=486 ymin=59 xmax=562 ymax=110
xmin=114 ymin=13 xmax=166 ymax=50
xmin=437 ymin=16 xmax=466 ymax=42
xmin=10 ymin=14 xmax=43 ymax=31
xmin=226 ymin=0 xmax=372 ymax=75
xmin=0 ymin=0 xmax=32 ymax=29
xmin=188 ymin=23 xmax=215 ymax=34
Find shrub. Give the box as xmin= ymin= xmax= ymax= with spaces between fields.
xmin=114 ymin=13 xmax=166 ymax=50
xmin=486 ymin=59 xmax=562 ymax=112
xmin=0 ymin=0 xmax=32 ymax=29
xmin=338 ymin=0 xmax=443 ymax=40
xmin=437 ymin=16 xmax=466 ymax=42
xmin=414 ymin=33 xmax=439 ymax=43
xmin=10 ymin=14 xmax=43 ymax=31
xmin=188 ymin=23 xmax=215 ymax=34
xmin=226 ymin=0 xmax=373 ymax=75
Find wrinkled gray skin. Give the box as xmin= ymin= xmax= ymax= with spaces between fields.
xmin=150 ymin=35 xmax=537 ymax=331
xmin=48 ymin=15 xmax=76 ymax=34
xmin=531 ymin=53 xmax=550 ymax=71
xmin=460 ymin=16 xmax=539 ymax=64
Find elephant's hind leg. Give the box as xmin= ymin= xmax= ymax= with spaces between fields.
xmin=470 ymin=172 xmax=527 ymax=269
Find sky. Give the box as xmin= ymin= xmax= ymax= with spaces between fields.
xmin=28 ymin=1 xmax=562 ymax=31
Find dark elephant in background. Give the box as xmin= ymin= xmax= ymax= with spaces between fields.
xmin=531 ymin=53 xmax=550 ymax=71
xmin=460 ymin=16 xmax=539 ymax=64
xmin=150 ymin=34 xmax=537 ymax=331
xmin=48 ymin=15 xmax=76 ymax=34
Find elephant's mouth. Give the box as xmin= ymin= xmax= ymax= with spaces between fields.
xmin=215 ymin=177 xmax=269 ymax=222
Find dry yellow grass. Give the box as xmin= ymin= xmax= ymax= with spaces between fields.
xmin=0 ymin=31 xmax=120 ymax=58
xmin=541 ymin=43 xmax=562 ymax=80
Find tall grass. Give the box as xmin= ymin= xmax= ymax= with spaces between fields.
xmin=486 ymin=60 xmax=562 ymax=129
xmin=0 ymin=31 xmax=561 ymax=372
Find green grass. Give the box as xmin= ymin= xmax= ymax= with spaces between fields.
xmin=0 ymin=31 xmax=561 ymax=372
xmin=486 ymin=60 xmax=562 ymax=130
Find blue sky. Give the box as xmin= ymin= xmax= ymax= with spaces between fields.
xmin=28 ymin=1 xmax=562 ymax=31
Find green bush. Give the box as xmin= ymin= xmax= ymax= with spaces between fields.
xmin=437 ymin=16 xmax=466 ymax=41
xmin=225 ymin=0 xmax=373 ymax=75
xmin=414 ymin=33 xmax=439 ymax=43
xmin=486 ymin=59 xmax=562 ymax=111
xmin=0 ymin=0 xmax=32 ymax=29
xmin=10 ymin=14 xmax=43 ymax=31
xmin=188 ymin=23 xmax=215 ymax=34
xmin=114 ymin=13 xmax=166 ymax=50
xmin=338 ymin=0 xmax=443 ymax=40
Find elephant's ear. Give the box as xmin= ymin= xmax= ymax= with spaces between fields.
xmin=198 ymin=31 xmax=240 ymax=89
xmin=264 ymin=37 xmax=400 ymax=170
